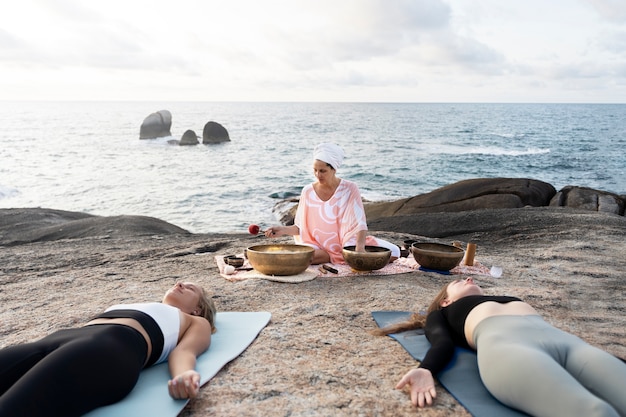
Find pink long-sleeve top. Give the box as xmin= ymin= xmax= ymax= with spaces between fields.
xmin=294 ymin=179 xmax=378 ymax=264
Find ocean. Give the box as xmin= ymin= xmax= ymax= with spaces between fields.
xmin=1 ymin=101 xmax=624 ymax=234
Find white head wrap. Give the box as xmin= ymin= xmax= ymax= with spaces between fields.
xmin=313 ymin=143 xmax=345 ymax=170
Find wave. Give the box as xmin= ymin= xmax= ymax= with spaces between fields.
xmin=0 ymin=185 xmax=18 ymax=200
xmin=487 ymin=132 xmax=527 ymax=139
xmin=421 ymin=145 xmax=550 ymax=157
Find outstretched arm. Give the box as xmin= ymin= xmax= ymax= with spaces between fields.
xmin=167 ymin=318 xmax=212 ymax=399
xmin=396 ymin=368 xmax=437 ymax=407
xmin=395 ymin=310 xmax=453 ymax=407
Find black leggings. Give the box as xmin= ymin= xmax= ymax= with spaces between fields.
xmin=0 ymin=324 xmax=148 ymax=417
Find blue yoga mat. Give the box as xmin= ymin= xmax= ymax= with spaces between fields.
xmin=372 ymin=311 xmax=529 ymax=417
xmin=85 ymin=311 xmax=271 ymax=417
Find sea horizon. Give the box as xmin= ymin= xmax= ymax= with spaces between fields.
xmin=1 ymin=101 xmax=624 ymax=233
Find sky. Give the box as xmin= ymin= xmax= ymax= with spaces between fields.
xmin=1 ymin=0 xmax=625 ymax=103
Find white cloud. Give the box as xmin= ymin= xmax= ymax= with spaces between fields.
xmin=0 ymin=0 xmax=624 ymax=102
xmin=586 ymin=0 xmax=626 ymax=23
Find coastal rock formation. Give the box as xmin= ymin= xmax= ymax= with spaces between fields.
xmin=272 ymin=198 xmax=300 ymax=226
xmin=549 ymin=186 xmax=625 ymax=215
xmin=0 ymin=208 xmax=190 ymax=246
xmin=1 ymin=206 xmax=625 ymax=417
xmin=274 ymin=178 xmax=626 ymax=228
xmin=167 ymin=130 xmax=200 ymax=146
xmin=139 ymin=110 xmax=172 ymax=139
xmin=365 ymin=178 xmax=556 ymax=220
xmin=368 ymin=206 xmax=626 ymax=242
xmin=276 ymin=178 xmax=559 ymax=226
xmin=180 ymin=129 xmax=200 ymax=146
xmin=202 ymin=121 xmax=230 ymax=144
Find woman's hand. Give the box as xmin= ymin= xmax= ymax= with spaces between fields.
xmin=264 ymin=225 xmax=299 ymax=238
xmin=264 ymin=226 xmax=281 ymax=237
xmin=355 ymin=230 xmax=367 ymax=252
xmin=168 ymin=370 xmax=201 ymax=399
xmin=395 ymin=368 xmax=437 ymax=407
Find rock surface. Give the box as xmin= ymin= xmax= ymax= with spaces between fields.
xmin=202 ymin=121 xmax=230 ymax=144
xmin=366 ymin=178 xmax=557 ymax=220
xmin=1 ymin=206 xmax=625 ymax=416
xmin=276 ymin=178 xmax=624 ymax=226
xmin=0 ymin=208 xmax=190 ymax=246
xmin=550 ymin=185 xmax=625 ymax=215
xmin=180 ymin=129 xmax=200 ymax=146
xmin=139 ymin=110 xmax=173 ymax=139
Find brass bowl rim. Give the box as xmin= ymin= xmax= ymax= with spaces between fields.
xmin=411 ymin=242 xmax=465 ymax=256
xmin=342 ymin=245 xmax=392 ymax=254
xmin=247 ymin=243 xmax=315 ymax=254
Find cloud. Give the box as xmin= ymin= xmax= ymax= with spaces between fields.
xmin=254 ymin=0 xmax=452 ymax=69
xmin=0 ymin=0 xmax=624 ymax=102
xmin=586 ymin=0 xmax=626 ymax=23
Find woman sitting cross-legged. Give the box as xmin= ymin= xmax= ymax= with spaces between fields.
xmin=264 ymin=142 xmax=400 ymax=265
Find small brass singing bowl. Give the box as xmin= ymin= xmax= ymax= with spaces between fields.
xmin=342 ymin=246 xmax=391 ymax=271
xmin=246 ymin=244 xmax=314 ymax=276
xmin=223 ymin=255 xmax=245 ymax=268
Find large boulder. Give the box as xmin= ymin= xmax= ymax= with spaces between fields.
xmin=274 ymin=178 xmax=557 ymax=226
xmin=139 ymin=110 xmax=172 ymax=139
xmin=367 ymin=206 xmax=626 ymax=242
xmin=365 ymin=178 xmax=556 ymax=220
xmin=550 ymin=186 xmax=625 ymax=215
xmin=0 ymin=208 xmax=190 ymax=246
xmin=202 ymin=121 xmax=230 ymax=144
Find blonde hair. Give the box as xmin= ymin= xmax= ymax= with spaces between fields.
xmin=197 ymin=287 xmax=217 ymax=334
xmin=372 ymin=283 xmax=450 ymax=336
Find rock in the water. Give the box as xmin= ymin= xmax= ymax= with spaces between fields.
xmin=139 ymin=110 xmax=172 ymax=139
xmin=202 ymin=121 xmax=230 ymax=144
xmin=179 ymin=129 xmax=199 ymax=146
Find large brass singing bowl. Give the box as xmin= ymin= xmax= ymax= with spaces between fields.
xmin=342 ymin=246 xmax=391 ymax=271
xmin=246 ymin=244 xmax=314 ymax=276
xmin=411 ymin=242 xmax=464 ymax=271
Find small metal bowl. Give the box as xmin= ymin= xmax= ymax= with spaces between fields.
xmin=403 ymin=239 xmax=417 ymax=249
xmin=411 ymin=242 xmax=465 ymax=271
xmin=342 ymin=246 xmax=391 ymax=271
xmin=223 ymin=255 xmax=245 ymax=268
xmin=246 ymin=244 xmax=314 ymax=276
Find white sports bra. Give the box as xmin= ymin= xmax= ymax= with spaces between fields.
xmin=105 ymin=302 xmax=180 ymax=364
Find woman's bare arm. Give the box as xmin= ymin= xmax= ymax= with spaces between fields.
xmin=167 ymin=317 xmax=212 ymax=399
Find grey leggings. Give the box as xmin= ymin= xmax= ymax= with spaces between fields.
xmin=473 ymin=315 xmax=626 ymax=417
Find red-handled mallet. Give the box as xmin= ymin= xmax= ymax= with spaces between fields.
xmin=248 ymin=224 xmax=265 ymax=235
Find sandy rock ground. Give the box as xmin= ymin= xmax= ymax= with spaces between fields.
xmin=1 ymin=207 xmax=625 ymax=417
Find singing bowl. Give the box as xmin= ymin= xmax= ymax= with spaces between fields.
xmin=246 ymin=244 xmax=314 ymax=276
xmin=411 ymin=242 xmax=465 ymax=271
xmin=342 ymin=246 xmax=391 ymax=271
xmin=223 ymin=255 xmax=245 ymax=267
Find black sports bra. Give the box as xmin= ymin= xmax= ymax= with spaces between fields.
xmin=441 ymin=295 xmax=521 ymax=337
xmin=420 ymin=295 xmax=521 ymax=374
